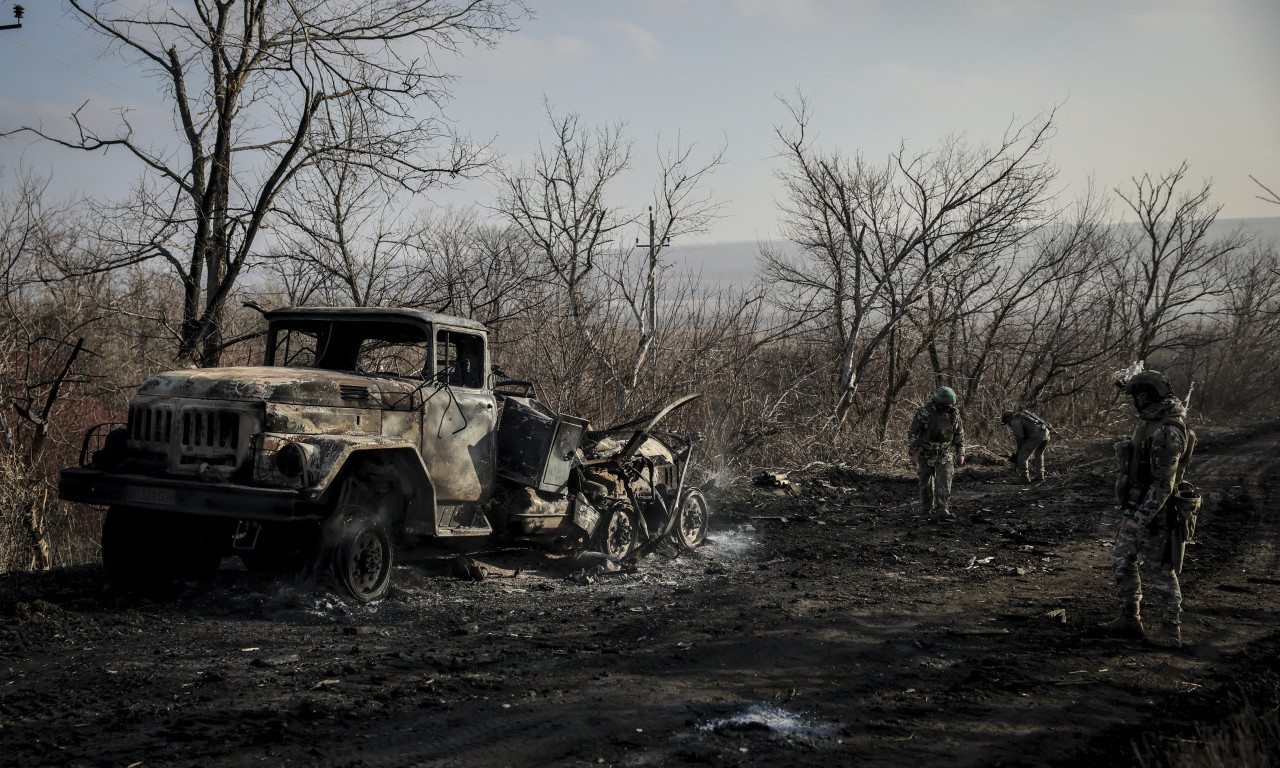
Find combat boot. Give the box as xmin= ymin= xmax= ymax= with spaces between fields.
xmin=1144 ymin=622 xmax=1182 ymax=649
xmin=1097 ymin=607 xmax=1144 ymax=639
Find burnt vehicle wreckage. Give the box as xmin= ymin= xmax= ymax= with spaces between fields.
xmin=59 ymin=307 xmax=710 ymax=601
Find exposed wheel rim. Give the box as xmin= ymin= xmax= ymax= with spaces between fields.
xmin=601 ymin=508 xmax=636 ymax=559
xmin=675 ymin=491 xmax=709 ymax=548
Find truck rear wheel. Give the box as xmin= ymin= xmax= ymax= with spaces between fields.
xmin=593 ymin=501 xmax=639 ymax=560
xmin=669 ymin=488 xmax=710 ymax=550
xmin=330 ymin=510 xmax=394 ymax=602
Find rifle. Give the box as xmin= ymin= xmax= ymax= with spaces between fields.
xmin=1023 ymin=410 xmax=1069 ymax=446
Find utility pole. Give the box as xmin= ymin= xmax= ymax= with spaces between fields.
xmin=0 ymin=5 xmax=23 ymax=31
xmin=635 ymin=205 xmax=670 ymax=327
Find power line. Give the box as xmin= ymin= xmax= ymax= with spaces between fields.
xmin=21 ymin=6 xmax=109 ymax=53
xmin=0 ymin=29 xmax=164 ymax=108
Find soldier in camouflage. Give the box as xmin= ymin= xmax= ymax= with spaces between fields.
xmin=908 ymin=387 xmax=966 ymax=522
xmin=1001 ymin=410 xmax=1051 ymax=483
xmin=1099 ymin=369 xmax=1196 ymax=649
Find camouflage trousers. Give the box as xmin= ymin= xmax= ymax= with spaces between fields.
xmin=917 ymin=453 xmax=955 ymax=518
xmin=1014 ymin=434 xmax=1050 ymax=482
xmin=1111 ymin=515 xmax=1182 ymax=624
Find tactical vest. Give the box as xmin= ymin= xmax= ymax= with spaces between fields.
xmin=1127 ymin=415 xmax=1196 ymax=487
xmin=928 ymin=407 xmax=957 ymax=443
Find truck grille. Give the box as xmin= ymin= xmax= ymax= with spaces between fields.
xmin=129 ymin=403 xmax=175 ymax=444
xmin=128 ymin=401 xmax=250 ymax=472
xmin=180 ymin=407 xmax=241 ymax=451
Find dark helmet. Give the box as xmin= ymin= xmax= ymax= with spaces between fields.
xmin=1001 ymin=409 xmax=1016 ymax=424
xmin=1123 ymin=370 xmax=1174 ymax=399
xmin=933 ymin=387 xmax=957 ymax=404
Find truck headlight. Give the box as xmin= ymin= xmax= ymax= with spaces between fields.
xmin=275 ymin=441 xmax=315 ymax=480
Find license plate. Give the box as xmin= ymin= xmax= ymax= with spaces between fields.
xmin=125 ymin=486 xmax=176 ymax=506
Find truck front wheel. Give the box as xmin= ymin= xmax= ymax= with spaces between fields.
xmin=330 ymin=510 xmax=394 ymax=602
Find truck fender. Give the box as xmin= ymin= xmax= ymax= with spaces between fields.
xmin=287 ymin=435 xmax=436 ymax=524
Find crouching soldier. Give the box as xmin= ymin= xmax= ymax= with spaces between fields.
xmin=1001 ymin=409 xmax=1052 ymax=483
xmin=909 ymin=387 xmax=966 ymax=522
xmin=1100 ymin=370 xmax=1197 ymax=649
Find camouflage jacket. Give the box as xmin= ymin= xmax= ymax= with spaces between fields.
xmin=1126 ymin=398 xmax=1192 ymax=528
xmin=908 ymin=402 xmax=965 ymax=461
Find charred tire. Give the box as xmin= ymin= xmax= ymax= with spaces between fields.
xmin=593 ymin=502 xmax=639 ymax=560
xmin=102 ymin=507 xmax=223 ymax=593
xmin=669 ymin=488 xmax=710 ymax=550
xmin=331 ymin=512 xmax=394 ymax=603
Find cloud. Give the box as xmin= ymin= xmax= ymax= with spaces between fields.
xmin=964 ymin=0 xmax=1053 ymax=22
xmin=603 ymin=20 xmax=665 ymax=63
xmin=729 ymin=0 xmax=823 ymax=27
xmin=448 ymin=33 xmax=595 ymax=84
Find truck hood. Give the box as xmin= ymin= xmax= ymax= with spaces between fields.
xmin=136 ymin=367 xmax=423 ymax=409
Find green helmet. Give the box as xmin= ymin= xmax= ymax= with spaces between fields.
xmin=1123 ymin=370 xmax=1173 ymax=399
xmin=933 ymin=386 xmax=957 ymax=404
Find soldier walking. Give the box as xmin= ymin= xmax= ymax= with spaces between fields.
xmin=1001 ymin=409 xmax=1051 ymax=483
xmin=908 ymin=387 xmax=966 ymax=522
xmin=1099 ymin=370 xmax=1197 ymax=649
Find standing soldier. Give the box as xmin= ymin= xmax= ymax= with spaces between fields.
xmin=908 ymin=387 xmax=966 ymax=522
xmin=1099 ymin=370 xmax=1197 ymax=649
xmin=1001 ymin=409 xmax=1051 ymax=483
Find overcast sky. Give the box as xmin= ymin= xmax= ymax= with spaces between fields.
xmin=2 ymin=0 xmax=1278 ymax=245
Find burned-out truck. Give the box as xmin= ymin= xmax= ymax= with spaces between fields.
xmin=59 ymin=307 xmax=710 ymax=601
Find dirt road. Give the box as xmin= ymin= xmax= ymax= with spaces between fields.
xmin=2 ymin=420 xmax=1278 ymax=767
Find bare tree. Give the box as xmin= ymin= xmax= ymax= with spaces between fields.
xmin=1111 ymin=163 xmax=1250 ymax=361
xmin=495 ymin=106 xmax=728 ymax=412
xmin=603 ymin=135 xmax=726 ymax=400
xmin=4 ymin=0 xmax=528 ymax=367
xmin=1186 ymin=240 xmax=1280 ymax=413
xmin=1252 ymin=175 xmax=1280 ymax=206
xmin=266 ymin=147 xmax=416 ymax=308
xmin=0 ymin=168 xmax=117 ymax=571
xmin=952 ymin=188 xmax=1117 ymax=407
xmin=407 ymin=210 xmax=552 ymax=333
xmin=495 ymin=104 xmax=633 ymax=366
xmin=766 ymin=95 xmax=1058 ymax=422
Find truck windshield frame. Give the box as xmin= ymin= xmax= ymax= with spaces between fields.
xmin=266 ymin=318 xmax=434 ymax=380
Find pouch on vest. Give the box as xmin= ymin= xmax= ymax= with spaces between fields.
xmin=1172 ymin=481 xmax=1201 ymax=542
xmin=1165 ymin=481 xmax=1201 ymax=573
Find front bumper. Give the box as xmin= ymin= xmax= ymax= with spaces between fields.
xmin=59 ymin=468 xmax=308 ymax=521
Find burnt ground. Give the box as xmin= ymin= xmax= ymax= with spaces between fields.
xmin=2 ymin=420 xmax=1279 ymax=768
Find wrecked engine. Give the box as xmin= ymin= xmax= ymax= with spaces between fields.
xmin=490 ymin=387 xmax=708 ymax=561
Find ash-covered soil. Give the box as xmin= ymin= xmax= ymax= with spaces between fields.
xmin=2 ymin=420 xmax=1278 ymax=768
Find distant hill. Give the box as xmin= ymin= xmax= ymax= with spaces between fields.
xmin=1219 ymin=216 xmax=1280 ymax=243
xmin=668 ymin=216 xmax=1280 ymax=286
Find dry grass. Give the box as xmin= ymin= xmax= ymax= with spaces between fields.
xmin=1137 ymin=700 xmax=1280 ymax=768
